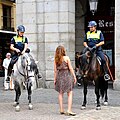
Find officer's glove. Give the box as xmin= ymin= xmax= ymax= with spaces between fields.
xmin=25 ymin=48 xmax=30 ymax=53
xmin=83 ymin=46 xmax=88 ymax=53
xmin=85 ymin=46 xmax=92 ymax=51
xmin=92 ymin=46 xmax=97 ymax=49
xmin=91 ymin=46 xmax=96 ymax=52
xmin=86 ymin=46 xmax=92 ymax=52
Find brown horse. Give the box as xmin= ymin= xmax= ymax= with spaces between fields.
xmin=78 ymin=47 xmax=110 ymax=110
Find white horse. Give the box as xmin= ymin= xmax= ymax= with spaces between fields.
xmin=11 ymin=52 xmax=38 ymax=112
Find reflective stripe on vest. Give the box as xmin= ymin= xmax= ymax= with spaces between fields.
xmin=87 ymin=30 xmax=101 ymax=40
xmin=13 ymin=36 xmax=26 ymax=43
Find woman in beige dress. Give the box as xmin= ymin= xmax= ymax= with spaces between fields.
xmin=54 ymin=45 xmax=77 ymax=116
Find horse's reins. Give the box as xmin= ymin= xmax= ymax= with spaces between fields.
xmin=26 ymin=60 xmax=35 ymax=79
xmin=79 ymin=51 xmax=94 ymax=77
xmin=15 ymin=53 xmax=25 ymax=77
xmin=104 ymin=54 xmax=114 ymax=81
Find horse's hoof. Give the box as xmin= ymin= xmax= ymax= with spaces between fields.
xmin=13 ymin=102 xmax=17 ymax=107
xmin=104 ymin=102 xmax=108 ymax=106
xmin=15 ymin=105 xmax=20 ymax=112
xmin=81 ymin=106 xmax=86 ymax=110
xmin=95 ymin=101 xmax=97 ymax=104
xmin=28 ymin=104 xmax=33 ymax=110
xmin=96 ymin=106 xmax=101 ymax=110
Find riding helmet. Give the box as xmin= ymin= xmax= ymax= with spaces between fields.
xmin=88 ymin=21 xmax=97 ymax=27
xmin=17 ymin=25 xmax=25 ymax=32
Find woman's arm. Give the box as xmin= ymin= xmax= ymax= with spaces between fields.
xmin=67 ymin=57 xmax=77 ymax=84
xmin=54 ymin=60 xmax=57 ymax=85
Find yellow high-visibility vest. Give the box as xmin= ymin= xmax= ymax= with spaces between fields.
xmin=87 ymin=30 xmax=101 ymax=40
xmin=13 ymin=36 xmax=26 ymax=43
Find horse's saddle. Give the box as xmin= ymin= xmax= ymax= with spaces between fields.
xmin=97 ymin=56 xmax=102 ymax=66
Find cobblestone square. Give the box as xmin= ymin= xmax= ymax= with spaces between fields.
xmin=0 ymin=85 xmax=119 ymax=120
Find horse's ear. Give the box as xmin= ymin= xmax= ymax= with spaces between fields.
xmin=35 ymin=61 xmax=39 ymax=64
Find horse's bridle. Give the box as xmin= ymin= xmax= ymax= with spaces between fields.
xmin=79 ymin=51 xmax=92 ymax=78
xmin=26 ymin=62 xmax=35 ymax=80
xmin=16 ymin=55 xmax=35 ymax=81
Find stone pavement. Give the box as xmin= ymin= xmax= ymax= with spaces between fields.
xmin=0 ymin=83 xmax=119 ymax=120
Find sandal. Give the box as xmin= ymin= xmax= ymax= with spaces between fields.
xmin=65 ymin=111 xmax=76 ymax=116
xmin=60 ymin=111 xmax=65 ymax=115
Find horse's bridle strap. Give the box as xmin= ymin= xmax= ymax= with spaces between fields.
xmin=27 ymin=76 xmax=35 ymax=79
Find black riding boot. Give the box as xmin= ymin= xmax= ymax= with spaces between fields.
xmin=103 ymin=63 xmax=110 ymax=81
xmin=6 ymin=63 xmax=13 ymax=82
xmin=6 ymin=55 xmax=19 ymax=82
xmin=35 ymin=68 xmax=42 ymax=79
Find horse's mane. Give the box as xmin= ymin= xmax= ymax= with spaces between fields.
xmin=22 ymin=53 xmax=37 ymax=71
xmin=79 ymin=47 xmax=100 ymax=74
xmin=90 ymin=53 xmax=97 ymax=71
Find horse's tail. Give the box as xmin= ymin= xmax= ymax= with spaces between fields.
xmin=99 ymin=76 xmax=108 ymax=98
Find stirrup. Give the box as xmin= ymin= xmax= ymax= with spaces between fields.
xmin=104 ymin=74 xmax=110 ymax=81
xmin=83 ymin=74 xmax=87 ymax=77
xmin=12 ymin=69 xmax=14 ymax=72
xmin=38 ymin=74 xmax=42 ymax=79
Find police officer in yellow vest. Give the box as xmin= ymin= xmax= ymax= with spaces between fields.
xmin=7 ymin=25 xmax=41 ymax=81
xmin=83 ymin=21 xmax=110 ymax=81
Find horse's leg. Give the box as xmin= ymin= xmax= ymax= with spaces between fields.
xmin=14 ymin=81 xmax=21 ymax=112
xmin=104 ymin=81 xmax=108 ymax=106
xmin=95 ymin=79 xmax=101 ymax=110
xmin=27 ymin=81 xmax=33 ymax=110
xmin=81 ymin=78 xmax=88 ymax=110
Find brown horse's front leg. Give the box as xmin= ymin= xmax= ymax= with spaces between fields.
xmin=94 ymin=79 xmax=101 ymax=110
xmin=81 ymin=78 xmax=88 ymax=110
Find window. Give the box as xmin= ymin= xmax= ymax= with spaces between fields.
xmin=2 ymin=5 xmax=11 ymax=30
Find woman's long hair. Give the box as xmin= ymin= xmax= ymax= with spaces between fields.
xmin=55 ymin=45 xmax=66 ymax=66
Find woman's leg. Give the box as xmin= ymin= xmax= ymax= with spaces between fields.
xmin=67 ymin=91 xmax=76 ymax=116
xmin=58 ymin=93 xmax=64 ymax=112
xmin=67 ymin=91 xmax=73 ymax=112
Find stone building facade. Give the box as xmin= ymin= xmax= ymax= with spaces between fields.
xmin=16 ymin=0 xmax=119 ymax=90
xmin=113 ymin=0 xmax=120 ymax=90
xmin=0 ymin=0 xmax=16 ymax=77
xmin=16 ymin=0 xmax=76 ymax=88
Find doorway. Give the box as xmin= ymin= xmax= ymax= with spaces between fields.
xmin=75 ymin=0 xmax=115 ymax=79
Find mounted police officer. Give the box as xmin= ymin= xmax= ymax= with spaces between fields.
xmin=6 ymin=25 xmax=41 ymax=81
xmin=83 ymin=21 xmax=110 ymax=81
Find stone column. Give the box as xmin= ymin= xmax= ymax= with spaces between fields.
xmin=0 ymin=4 xmax=2 ymax=28
xmin=75 ymin=0 xmax=86 ymax=52
xmin=44 ymin=0 xmax=59 ymax=88
xmin=16 ymin=0 xmax=45 ymax=87
xmin=113 ymin=0 xmax=120 ymax=90
xmin=44 ymin=0 xmax=75 ymax=88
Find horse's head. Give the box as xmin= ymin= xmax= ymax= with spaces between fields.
xmin=79 ymin=47 xmax=94 ymax=77
xmin=21 ymin=53 xmax=37 ymax=89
